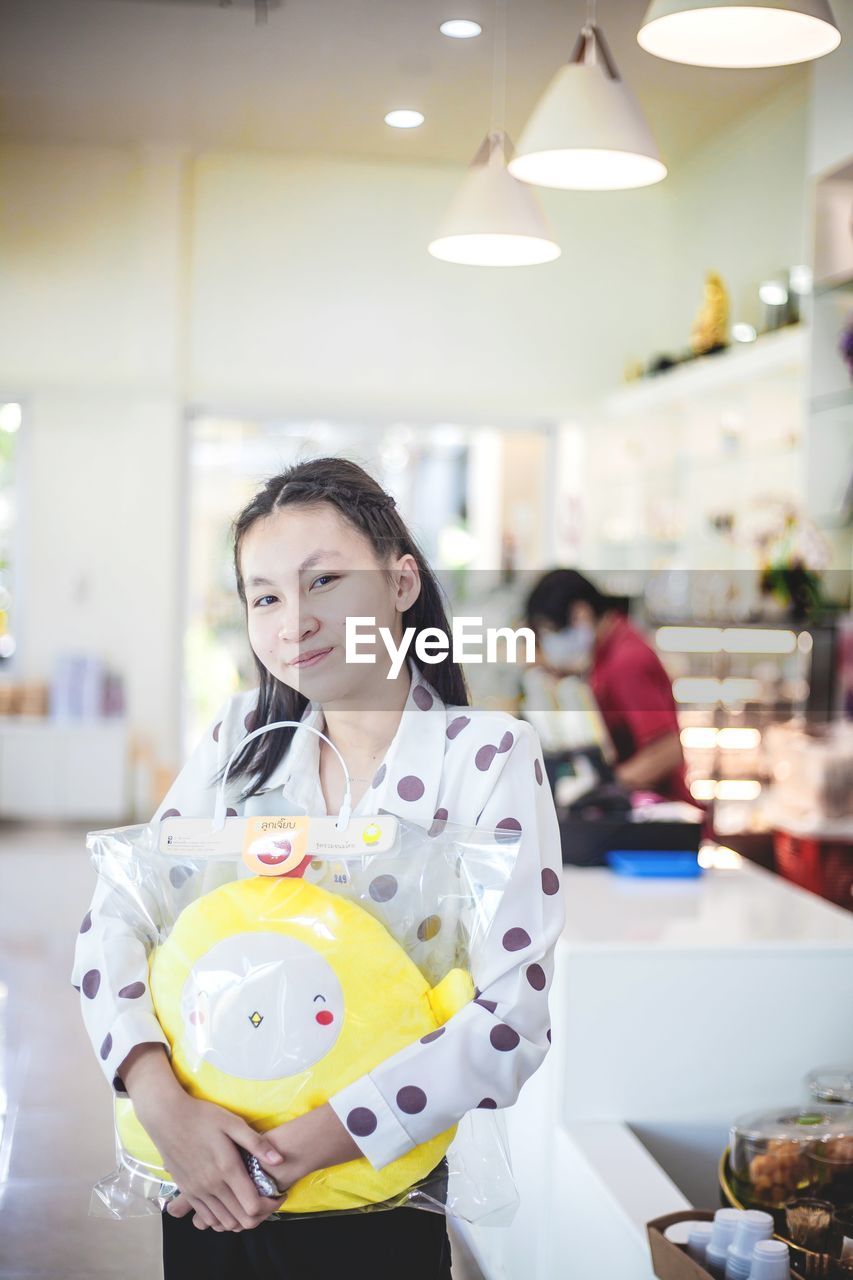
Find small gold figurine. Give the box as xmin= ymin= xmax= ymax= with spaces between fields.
xmin=690 ymin=271 xmax=730 ymax=354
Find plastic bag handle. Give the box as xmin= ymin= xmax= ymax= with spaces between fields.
xmin=212 ymin=719 xmax=352 ymax=833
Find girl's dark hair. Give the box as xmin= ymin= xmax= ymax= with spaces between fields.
xmin=524 ymin=569 xmax=611 ymax=629
xmin=212 ymin=457 xmax=470 ymax=800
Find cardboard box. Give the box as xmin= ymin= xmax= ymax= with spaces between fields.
xmin=647 ymin=1210 xmax=807 ymax=1280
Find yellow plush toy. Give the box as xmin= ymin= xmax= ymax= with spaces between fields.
xmin=115 ymin=873 xmax=474 ymax=1212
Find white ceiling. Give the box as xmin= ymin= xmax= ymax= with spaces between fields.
xmin=0 ymin=0 xmax=806 ymax=165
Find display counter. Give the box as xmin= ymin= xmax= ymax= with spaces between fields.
xmin=460 ymin=861 xmax=853 ymax=1280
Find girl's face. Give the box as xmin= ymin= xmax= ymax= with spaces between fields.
xmin=240 ymin=502 xmax=420 ymax=704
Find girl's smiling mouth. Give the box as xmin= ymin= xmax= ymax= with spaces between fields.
xmin=289 ymin=647 xmax=333 ymax=668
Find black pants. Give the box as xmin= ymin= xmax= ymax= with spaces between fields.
xmin=161 ymin=1167 xmax=454 ymax=1280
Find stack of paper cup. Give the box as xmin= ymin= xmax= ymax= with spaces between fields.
xmin=749 ymin=1239 xmax=791 ymax=1279
xmin=725 ymin=1210 xmax=775 ymax=1279
xmin=687 ymin=1221 xmax=714 ymax=1265
xmin=707 ymin=1209 xmax=747 ymax=1279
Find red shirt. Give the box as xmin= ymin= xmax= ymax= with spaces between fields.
xmin=590 ymin=615 xmax=692 ymax=805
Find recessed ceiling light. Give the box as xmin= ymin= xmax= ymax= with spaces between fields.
xmin=384 ymin=110 xmax=425 ymax=129
xmin=440 ymin=18 xmax=483 ymax=38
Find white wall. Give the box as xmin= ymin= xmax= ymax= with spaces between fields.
xmin=655 ymin=75 xmax=810 ymax=343
xmin=2 ymin=144 xmax=191 ymax=760
xmin=0 ymin=73 xmax=815 ymax=767
xmin=808 ymin=0 xmax=853 ymax=178
xmin=187 ymin=151 xmax=675 ymax=420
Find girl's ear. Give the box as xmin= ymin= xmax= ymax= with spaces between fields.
xmin=391 ymin=553 xmax=421 ymax=613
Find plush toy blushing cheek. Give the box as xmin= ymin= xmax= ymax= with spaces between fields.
xmin=316 ymin=1009 xmax=334 ymax=1025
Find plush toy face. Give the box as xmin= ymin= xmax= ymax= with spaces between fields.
xmin=180 ymin=932 xmax=344 ymax=1080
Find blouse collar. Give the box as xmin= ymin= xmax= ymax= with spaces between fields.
xmin=257 ymin=658 xmax=447 ymax=828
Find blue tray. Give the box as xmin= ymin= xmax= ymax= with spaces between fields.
xmin=605 ymin=850 xmax=702 ymax=878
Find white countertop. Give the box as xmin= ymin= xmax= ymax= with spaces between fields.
xmin=559 ymin=860 xmax=853 ymax=951
xmin=465 ymin=859 xmax=853 ymax=1280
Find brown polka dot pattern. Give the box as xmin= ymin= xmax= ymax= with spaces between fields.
xmin=495 ymin=817 xmax=522 ymax=844
xmin=546 ymin=1028 xmax=552 ymax=1044
xmin=502 ymin=927 xmax=531 ymax=952
xmin=446 ymin=715 xmax=470 ymax=740
xmin=490 ymin=1024 xmax=520 ymax=1052
xmin=213 ymin=721 xmax=222 ymax=743
xmin=347 ymin=1107 xmax=377 ymax=1138
xmin=161 ymin=808 xmax=181 ymax=820
xmin=416 ymin=915 xmax=441 ymax=942
xmin=368 ymin=874 xmax=398 ymax=903
xmin=478 ymin=1098 xmax=498 ymax=1109
xmin=118 ymin=982 xmax=146 ymax=999
xmin=82 ymin=969 xmax=101 ymax=999
xmin=420 ymin=1027 xmax=445 ymax=1044
xmin=79 ymin=911 xmax=92 ymax=934
xmin=396 ymin=1086 xmax=427 ymax=1115
xmin=475 ymin=730 xmax=514 ymax=772
xmin=100 ymin=1033 xmax=113 ymax=1061
xmin=475 ymin=996 xmax=498 ymax=1014
xmin=526 ymin=964 xmax=546 ymax=990
xmin=169 ymin=865 xmax=193 ymax=889
xmin=534 ymin=758 xmax=544 ymax=786
xmin=412 ymin=685 xmax=433 ymax=711
xmin=428 ymin=809 xmax=448 ymax=838
xmin=541 ymin=868 xmax=560 ymax=896
xmin=226 ymin=807 xmax=238 ymax=818
xmin=475 ymin=744 xmax=498 ymax=771
xmin=397 ymin=775 xmax=425 ymax=802
xmin=372 ymin=763 xmax=387 ymax=789
xmin=112 ymin=1074 xmax=125 ymax=1092
xmin=244 ymin=708 xmax=259 ymax=733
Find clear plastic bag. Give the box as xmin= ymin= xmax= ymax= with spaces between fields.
xmin=87 ymin=721 xmax=520 ymax=1225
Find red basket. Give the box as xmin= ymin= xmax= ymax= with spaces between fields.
xmin=773 ymin=830 xmax=853 ymax=911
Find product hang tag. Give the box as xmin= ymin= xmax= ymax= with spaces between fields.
xmin=157 ymin=814 xmax=399 ymax=864
xmin=242 ymin=814 xmax=399 ymax=877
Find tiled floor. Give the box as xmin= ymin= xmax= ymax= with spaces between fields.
xmin=0 ymin=822 xmax=483 ymax=1279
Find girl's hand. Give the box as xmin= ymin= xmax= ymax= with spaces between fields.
xmin=139 ymin=1089 xmax=287 ymax=1231
xmin=257 ymin=1102 xmax=363 ymax=1189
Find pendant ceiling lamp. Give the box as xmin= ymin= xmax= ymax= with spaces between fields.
xmin=428 ymin=130 xmax=561 ymax=265
xmin=508 ymin=14 xmax=667 ymax=191
xmin=428 ymin=0 xmax=560 ymax=266
xmin=637 ymin=0 xmax=841 ymax=68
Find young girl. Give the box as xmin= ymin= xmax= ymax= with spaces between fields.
xmin=72 ymin=457 xmax=564 ymax=1280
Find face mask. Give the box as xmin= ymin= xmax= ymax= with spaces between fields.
xmin=539 ymin=623 xmax=596 ymax=672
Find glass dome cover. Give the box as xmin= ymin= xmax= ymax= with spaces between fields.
xmin=807 ymin=1067 xmax=853 ymax=1106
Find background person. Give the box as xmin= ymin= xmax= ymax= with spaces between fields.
xmin=525 ymin=569 xmax=693 ymax=805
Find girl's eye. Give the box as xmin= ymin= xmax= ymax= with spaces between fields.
xmin=313 ymin=994 xmax=326 ymax=1004
xmin=253 ymin=574 xmax=338 ymax=607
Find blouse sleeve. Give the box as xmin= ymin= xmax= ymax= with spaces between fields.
xmin=69 ymin=695 xmax=237 ymax=1095
xmin=327 ymin=720 xmax=565 ymax=1171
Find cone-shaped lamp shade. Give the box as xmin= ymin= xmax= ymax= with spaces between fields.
xmin=428 ymin=132 xmax=561 ymax=266
xmin=638 ymin=0 xmax=841 ymax=67
xmin=508 ymin=25 xmax=666 ymax=191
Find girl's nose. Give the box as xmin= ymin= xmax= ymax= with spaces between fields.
xmin=278 ymin=612 xmax=318 ymax=643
